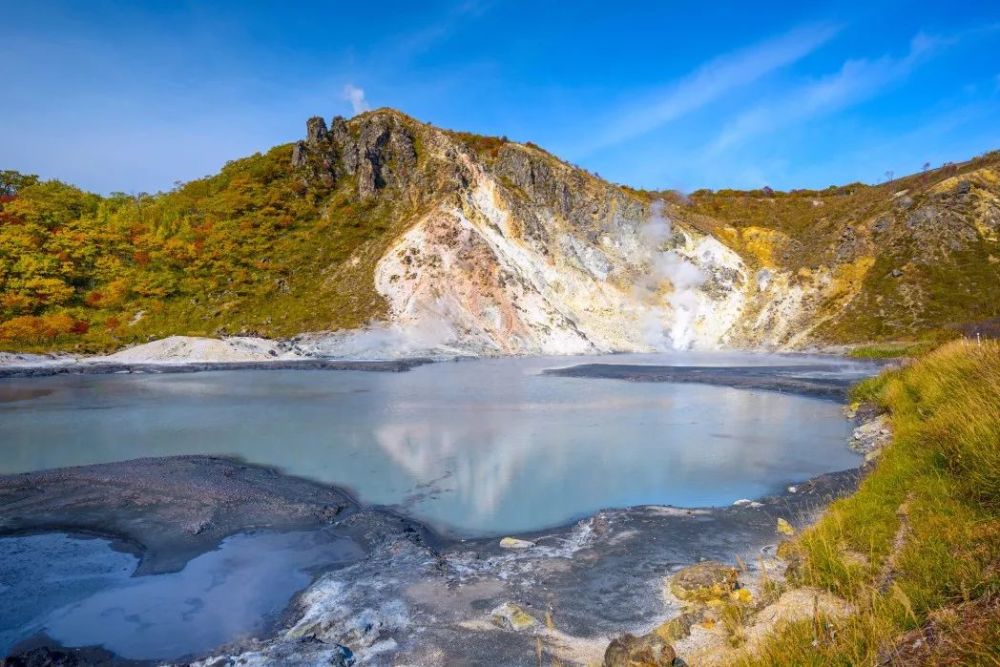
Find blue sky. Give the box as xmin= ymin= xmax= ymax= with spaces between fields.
xmin=1 ymin=1 xmax=998 ymax=194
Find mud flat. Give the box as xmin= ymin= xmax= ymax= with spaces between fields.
xmin=544 ymin=363 xmax=863 ymax=400
xmin=0 ymin=452 xmax=862 ymax=665
xmin=0 ymin=357 xmax=432 ymax=379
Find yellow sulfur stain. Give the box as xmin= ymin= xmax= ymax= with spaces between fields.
xmin=776 ymin=518 xmax=796 ymax=536
xmin=928 ymin=167 xmax=999 ymax=195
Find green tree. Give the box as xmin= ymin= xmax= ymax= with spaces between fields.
xmin=0 ymin=170 xmax=40 ymax=197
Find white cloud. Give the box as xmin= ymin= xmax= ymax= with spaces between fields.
xmin=343 ymin=84 xmax=370 ymax=114
xmin=580 ymin=23 xmax=840 ymax=155
xmin=706 ymin=32 xmax=944 ymax=155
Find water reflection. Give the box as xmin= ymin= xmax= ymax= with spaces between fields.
xmin=0 ymin=354 xmax=868 ymax=535
xmin=0 ymin=531 xmax=362 ymax=660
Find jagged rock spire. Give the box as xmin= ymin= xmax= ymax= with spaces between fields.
xmin=291 ymin=111 xmax=417 ymax=198
xmin=306 ymin=116 xmax=328 ymax=144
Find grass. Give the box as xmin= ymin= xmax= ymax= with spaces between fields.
xmin=847 ymin=341 xmax=939 ymax=360
xmin=743 ymin=339 xmax=1000 ymax=665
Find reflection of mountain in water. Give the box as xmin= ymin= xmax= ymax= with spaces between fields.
xmin=0 ymin=355 xmax=866 ymax=534
xmin=377 ymin=421 xmax=530 ymax=519
xmin=372 ymin=383 xmax=844 ymax=532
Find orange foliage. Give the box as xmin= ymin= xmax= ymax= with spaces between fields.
xmin=103 ymin=278 xmax=130 ymax=307
xmin=0 ymin=293 xmax=32 ymax=314
xmin=84 ymin=290 xmax=104 ymax=307
xmin=0 ymin=313 xmax=82 ymax=342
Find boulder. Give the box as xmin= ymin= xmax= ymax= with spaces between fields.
xmin=603 ymin=632 xmax=676 ymax=667
xmin=499 ymin=536 xmax=535 ymax=549
xmin=654 ymin=610 xmax=703 ymax=642
xmin=490 ymin=602 xmax=537 ymax=631
xmin=669 ymin=561 xmax=740 ymax=602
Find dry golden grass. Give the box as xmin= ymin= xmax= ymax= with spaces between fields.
xmin=744 ymin=340 xmax=1000 ymax=665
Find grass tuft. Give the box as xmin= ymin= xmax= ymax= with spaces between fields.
xmin=744 ymin=340 xmax=1000 ymax=665
xmin=847 ymin=341 xmax=938 ymax=360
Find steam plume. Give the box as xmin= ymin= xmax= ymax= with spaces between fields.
xmin=637 ymin=201 xmax=706 ymax=349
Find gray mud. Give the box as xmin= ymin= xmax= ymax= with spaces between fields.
xmin=0 ymin=454 xmax=861 ymax=665
xmin=0 ymin=456 xmax=365 ymax=575
xmin=0 ymin=358 xmax=431 ymax=379
xmin=0 ymin=359 xmax=872 ymax=665
xmin=544 ymin=363 xmax=859 ymax=399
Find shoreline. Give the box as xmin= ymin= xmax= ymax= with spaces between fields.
xmin=0 ymin=351 xmax=882 ymax=411
xmin=1 ymin=452 xmax=866 ymax=665
xmin=0 ymin=332 xmax=889 ymax=380
xmin=0 ymin=358 xmax=876 ymax=665
xmin=543 ymin=362 xmax=864 ymax=400
xmin=0 ymin=454 xmax=864 ymax=571
xmin=0 ymin=357 xmax=434 ymax=379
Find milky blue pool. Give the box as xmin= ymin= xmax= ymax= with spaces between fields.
xmin=0 ymin=353 xmax=870 ymax=536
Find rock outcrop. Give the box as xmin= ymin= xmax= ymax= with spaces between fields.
xmin=278 ymin=110 xmax=1000 ymax=358
xmin=287 ymin=110 xmax=756 ymax=357
xmin=293 ymin=112 xmax=418 ymax=198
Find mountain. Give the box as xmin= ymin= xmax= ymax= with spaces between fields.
xmin=1 ymin=109 xmax=998 ymax=355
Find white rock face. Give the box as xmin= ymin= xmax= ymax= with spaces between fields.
xmin=98 ymin=335 xmax=289 ymax=363
xmin=0 ymin=351 xmax=75 ymax=367
xmin=343 ymin=154 xmax=754 ymax=358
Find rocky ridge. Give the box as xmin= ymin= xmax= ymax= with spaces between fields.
xmin=2 ymin=108 xmax=997 ymax=358
xmin=275 ymin=109 xmax=1000 ymax=357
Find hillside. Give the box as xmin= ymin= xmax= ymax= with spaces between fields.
xmin=1 ymin=109 xmax=998 ymax=355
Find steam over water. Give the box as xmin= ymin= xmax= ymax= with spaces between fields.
xmin=0 ymin=354 xmax=868 ymax=535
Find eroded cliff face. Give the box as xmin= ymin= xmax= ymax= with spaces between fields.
xmin=288 ymin=109 xmax=1000 ymax=357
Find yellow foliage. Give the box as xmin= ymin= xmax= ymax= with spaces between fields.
xmin=730 ymin=588 xmax=753 ymax=604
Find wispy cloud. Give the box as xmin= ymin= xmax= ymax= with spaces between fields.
xmin=385 ymin=0 xmax=492 ymax=62
xmin=706 ymin=30 xmax=974 ymax=155
xmin=342 ymin=84 xmax=369 ymax=114
xmin=580 ymin=23 xmax=840 ymax=155
xmin=333 ymin=3 xmax=492 ymax=118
